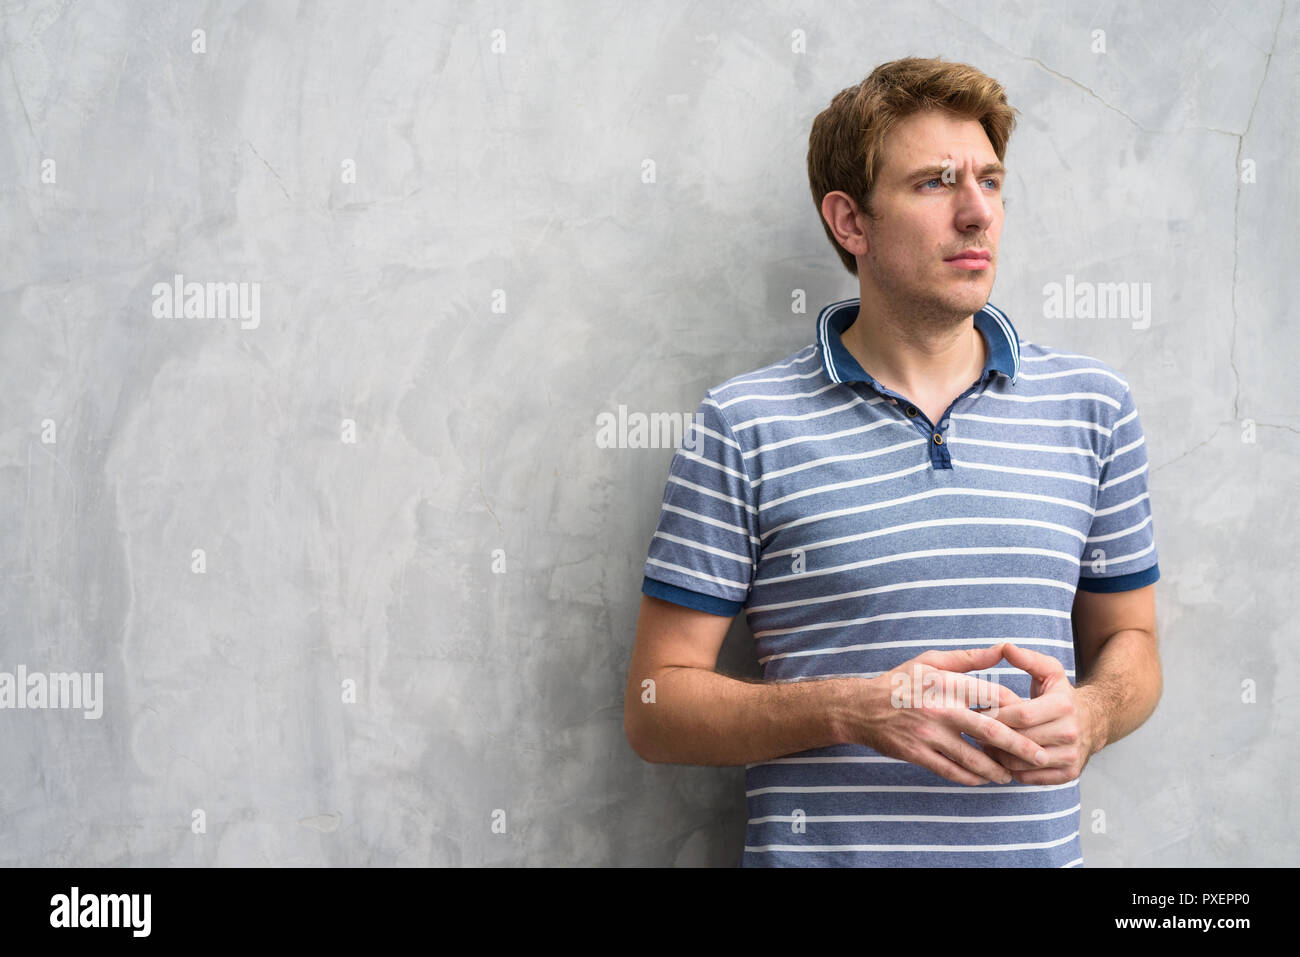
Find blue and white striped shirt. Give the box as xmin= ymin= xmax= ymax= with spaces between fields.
xmin=640 ymin=297 xmax=1160 ymax=867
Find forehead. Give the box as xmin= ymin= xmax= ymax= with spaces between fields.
xmin=880 ymin=110 xmax=997 ymax=172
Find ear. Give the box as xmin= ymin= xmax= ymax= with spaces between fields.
xmin=822 ymin=190 xmax=870 ymax=261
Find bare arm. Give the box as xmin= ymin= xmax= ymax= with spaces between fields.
xmin=623 ymin=593 xmax=1048 ymax=783
xmin=1071 ymin=583 xmax=1162 ymax=754
xmin=622 ymin=594 xmax=850 ymax=765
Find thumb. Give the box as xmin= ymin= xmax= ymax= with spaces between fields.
xmin=999 ymin=641 xmax=1063 ymax=680
xmin=916 ymin=643 xmax=1006 ymax=673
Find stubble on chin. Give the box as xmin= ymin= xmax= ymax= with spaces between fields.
xmin=873 ymin=262 xmax=994 ymax=332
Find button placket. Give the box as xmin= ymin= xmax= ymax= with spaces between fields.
xmin=881 ymin=388 xmax=951 ymax=468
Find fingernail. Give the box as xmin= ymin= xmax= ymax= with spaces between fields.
xmin=1034 ymin=750 xmax=1048 ymax=766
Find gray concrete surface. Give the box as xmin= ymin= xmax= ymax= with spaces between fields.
xmin=1 ymin=0 xmax=1295 ymax=865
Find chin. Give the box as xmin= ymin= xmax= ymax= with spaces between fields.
xmin=946 ymin=277 xmax=994 ymax=313
xmin=937 ymin=288 xmax=990 ymax=317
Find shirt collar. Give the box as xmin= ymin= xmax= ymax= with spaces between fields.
xmin=817 ymin=298 xmax=1021 ymax=387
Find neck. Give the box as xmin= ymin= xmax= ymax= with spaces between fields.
xmin=842 ymin=286 xmax=987 ymax=399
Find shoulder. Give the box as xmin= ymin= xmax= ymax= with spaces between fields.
xmin=1016 ymin=338 xmax=1134 ymax=404
xmin=699 ymin=342 xmax=828 ymax=418
xmin=1013 ymin=339 xmax=1149 ymax=450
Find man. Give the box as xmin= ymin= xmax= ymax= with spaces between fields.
xmin=624 ymin=57 xmax=1161 ymax=867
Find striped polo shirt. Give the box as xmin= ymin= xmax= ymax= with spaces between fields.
xmin=640 ymin=296 xmax=1160 ymax=867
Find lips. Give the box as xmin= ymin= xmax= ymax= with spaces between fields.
xmin=945 ymin=249 xmax=991 ymax=262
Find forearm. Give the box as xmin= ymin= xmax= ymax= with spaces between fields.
xmin=627 ymin=666 xmax=856 ymax=766
xmin=1076 ymin=628 xmax=1162 ymax=755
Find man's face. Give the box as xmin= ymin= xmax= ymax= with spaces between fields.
xmin=859 ymin=109 xmax=1004 ymax=321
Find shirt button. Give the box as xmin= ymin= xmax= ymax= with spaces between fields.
xmin=905 ymin=406 xmax=918 ymax=416
xmin=933 ymin=433 xmax=944 ymax=444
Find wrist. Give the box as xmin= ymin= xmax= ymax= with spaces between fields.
xmin=1076 ymin=685 xmax=1108 ymax=755
xmin=826 ymin=676 xmax=874 ymax=746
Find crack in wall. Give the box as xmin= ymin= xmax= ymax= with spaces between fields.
xmin=1230 ymin=2 xmax=1286 ymax=423
xmin=933 ymin=0 xmax=1294 ymax=470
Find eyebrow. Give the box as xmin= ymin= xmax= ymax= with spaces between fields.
xmin=902 ymin=162 xmax=1006 ymax=181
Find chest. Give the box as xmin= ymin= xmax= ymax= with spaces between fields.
xmin=745 ymin=407 xmax=1103 ymax=599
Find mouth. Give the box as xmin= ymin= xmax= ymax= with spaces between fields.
xmin=944 ymin=249 xmax=992 ymax=270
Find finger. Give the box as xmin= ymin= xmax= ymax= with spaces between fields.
xmin=949 ymin=708 xmax=1050 ymax=768
xmin=906 ymin=744 xmax=993 ymax=787
xmin=890 ymin=667 xmax=1023 ymax=713
xmin=1007 ymin=715 xmax=1079 ymax=748
xmin=1010 ymin=764 xmax=1082 ymax=785
xmin=989 ymin=742 xmax=1079 ymax=770
xmin=979 ymin=743 xmax=1037 ymax=772
xmin=915 ymin=644 xmax=1006 ymax=674
xmin=998 ymin=642 xmax=1067 ymax=682
xmin=981 ymin=691 xmax=1072 ymax=729
xmin=932 ymin=733 xmax=1013 ymax=785
xmin=932 ymin=670 xmax=1024 ymax=713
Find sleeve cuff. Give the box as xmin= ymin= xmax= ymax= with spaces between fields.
xmin=641 ymin=576 xmax=744 ymax=618
xmin=1076 ymin=562 xmax=1160 ymax=593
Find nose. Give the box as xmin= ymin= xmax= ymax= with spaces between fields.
xmin=954 ymin=171 xmax=995 ymax=233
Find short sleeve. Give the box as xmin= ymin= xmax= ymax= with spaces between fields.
xmin=1076 ymin=383 xmax=1160 ymax=592
xmin=640 ymin=393 xmax=760 ymax=616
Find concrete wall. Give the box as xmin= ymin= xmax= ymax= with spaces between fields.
xmin=2 ymin=0 xmax=1295 ymax=865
